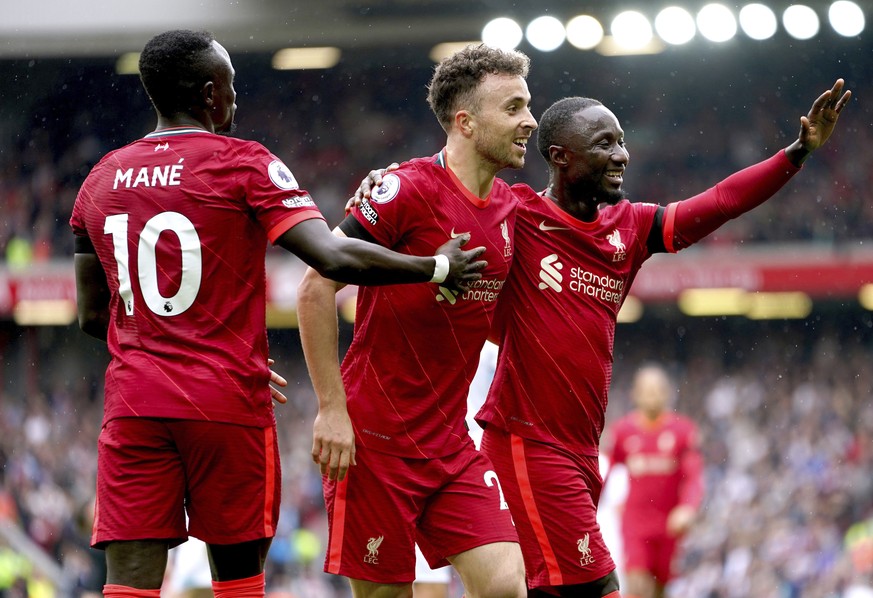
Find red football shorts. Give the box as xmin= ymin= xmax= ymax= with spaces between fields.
xmin=480 ymin=427 xmax=616 ymax=589
xmin=621 ymin=532 xmax=679 ymax=584
xmin=92 ymin=417 xmax=281 ymax=548
xmin=322 ymin=442 xmax=518 ymax=583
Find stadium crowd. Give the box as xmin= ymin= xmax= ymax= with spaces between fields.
xmin=2 ymin=313 xmax=873 ymax=597
xmin=2 ymin=44 xmax=873 ymax=265
xmin=1 ymin=40 xmax=873 ymax=597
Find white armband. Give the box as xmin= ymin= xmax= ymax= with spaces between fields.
xmin=430 ymin=254 xmax=450 ymax=284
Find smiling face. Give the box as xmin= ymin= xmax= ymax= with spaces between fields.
xmin=467 ymin=73 xmax=537 ymax=171
xmin=562 ymin=104 xmax=629 ymax=207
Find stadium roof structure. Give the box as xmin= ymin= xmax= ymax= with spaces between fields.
xmin=2 ymin=0 xmax=868 ymax=58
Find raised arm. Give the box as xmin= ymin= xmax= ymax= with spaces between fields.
xmin=784 ymin=78 xmax=851 ymax=167
xmin=652 ymin=78 xmax=851 ymax=253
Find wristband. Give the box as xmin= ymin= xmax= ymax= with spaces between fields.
xmin=430 ymin=254 xmax=450 ymax=284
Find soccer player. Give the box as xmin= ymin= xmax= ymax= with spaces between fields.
xmin=70 ymin=30 xmax=484 ymax=598
xmin=476 ymin=82 xmax=850 ymax=597
xmin=361 ymin=79 xmax=851 ymax=596
xmin=606 ymin=365 xmax=703 ymax=598
xmin=296 ymin=44 xmax=536 ymax=597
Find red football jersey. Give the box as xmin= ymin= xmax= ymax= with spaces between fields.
xmin=475 ymin=186 xmax=659 ymax=456
xmin=70 ymin=128 xmax=323 ymax=427
xmin=343 ymin=149 xmax=517 ymax=459
xmin=607 ymin=412 xmax=703 ymax=537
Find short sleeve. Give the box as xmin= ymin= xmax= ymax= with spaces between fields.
xmin=236 ymin=142 xmax=325 ymax=243
xmin=347 ymin=169 xmax=424 ymax=249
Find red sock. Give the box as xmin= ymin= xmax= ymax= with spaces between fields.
xmin=212 ymin=572 xmax=265 ymax=598
xmin=102 ymin=585 xmax=162 ymax=598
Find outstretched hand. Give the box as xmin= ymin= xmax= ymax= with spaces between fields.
xmin=786 ymin=78 xmax=851 ymax=166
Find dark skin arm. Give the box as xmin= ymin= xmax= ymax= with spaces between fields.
xmin=275 ymin=217 xmax=485 ymax=289
xmin=74 ymin=253 xmax=111 ymax=341
xmin=783 ymin=78 xmax=851 ymax=166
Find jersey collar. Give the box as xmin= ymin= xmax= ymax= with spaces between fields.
xmin=436 ymin=148 xmax=491 ymax=209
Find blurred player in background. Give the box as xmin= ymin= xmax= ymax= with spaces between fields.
xmin=360 ymin=78 xmax=850 ymax=597
xmin=297 ymin=44 xmax=536 ymax=598
xmin=70 ymin=29 xmax=483 ymax=598
xmin=605 ymin=364 xmax=703 ymax=598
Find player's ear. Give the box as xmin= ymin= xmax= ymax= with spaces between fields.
xmin=549 ymin=145 xmax=570 ymax=166
xmin=201 ymin=80 xmax=215 ymax=110
xmin=455 ymin=110 xmax=474 ymax=138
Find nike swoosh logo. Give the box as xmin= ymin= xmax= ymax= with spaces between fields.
xmin=450 ymin=228 xmax=470 ymax=238
xmin=539 ymin=221 xmax=570 ymax=232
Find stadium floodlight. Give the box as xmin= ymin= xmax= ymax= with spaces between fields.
xmin=116 ymin=52 xmax=141 ymax=75
xmin=526 ymin=15 xmax=566 ymax=52
xmin=678 ymin=288 xmax=748 ymax=316
xmin=616 ymin=295 xmax=643 ymax=323
xmin=746 ymin=292 xmax=812 ymax=320
xmin=739 ymin=3 xmax=779 ymax=39
xmin=272 ymin=47 xmax=341 ymax=70
xmin=482 ymin=17 xmax=524 ymax=50
xmin=430 ymin=42 xmax=481 ymax=63
xmin=655 ymin=6 xmax=697 ymax=45
xmin=783 ymin=5 xmax=820 ymax=40
xmin=829 ymin=1 xmax=865 ymax=36
xmin=566 ymin=15 xmax=604 ymax=50
xmin=611 ymin=10 xmax=653 ymax=50
xmin=697 ymin=4 xmax=738 ymax=42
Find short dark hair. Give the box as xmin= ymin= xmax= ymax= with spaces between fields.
xmin=537 ymin=97 xmax=603 ymax=162
xmin=426 ymin=43 xmax=530 ymax=132
xmin=139 ymin=29 xmax=218 ymax=117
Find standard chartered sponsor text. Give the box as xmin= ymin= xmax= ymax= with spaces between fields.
xmin=460 ymin=278 xmax=504 ymax=303
xmin=569 ymin=266 xmax=623 ymax=304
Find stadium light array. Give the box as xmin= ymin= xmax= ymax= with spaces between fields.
xmin=478 ymin=1 xmax=865 ymax=57
xmin=526 ymin=16 xmax=566 ymax=52
xmin=655 ymin=7 xmax=696 ymax=45
xmin=482 ymin=17 xmax=524 ymax=50
xmin=783 ymin=4 xmax=820 ymax=39
xmin=566 ymin=15 xmax=604 ymax=50
xmin=830 ymin=1 xmax=865 ymax=36
xmin=677 ymin=288 xmax=813 ymax=319
xmin=272 ymin=47 xmax=341 ymax=70
xmin=739 ymin=4 xmax=779 ymax=40
xmin=697 ymin=3 xmax=737 ymax=42
xmin=611 ymin=10 xmax=653 ymax=50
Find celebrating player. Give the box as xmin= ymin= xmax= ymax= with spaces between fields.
xmin=606 ymin=364 xmax=704 ymax=598
xmin=360 ymin=79 xmax=850 ymax=596
xmin=70 ymin=29 xmax=484 ymax=598
xmin=296 ymin=44 xmax=536 ymax=597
